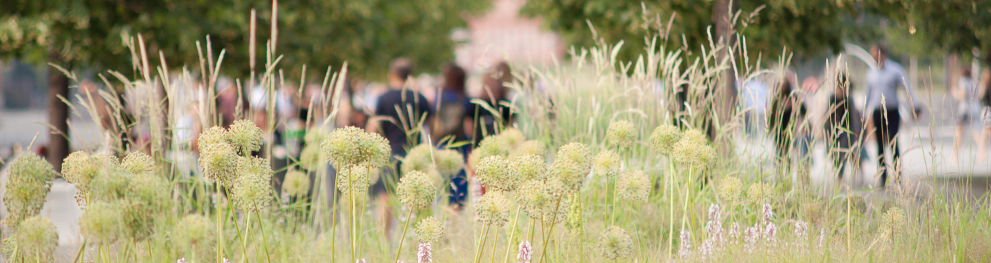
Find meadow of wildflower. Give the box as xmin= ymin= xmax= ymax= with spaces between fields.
xmin=2 ymin=7 xmax=991 ymax=263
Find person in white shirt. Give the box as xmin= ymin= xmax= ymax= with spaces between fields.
xmin=864 ymin=44 xmax=918 ymax=188
xmin=952 ymin=69 xmax=977 ymax=161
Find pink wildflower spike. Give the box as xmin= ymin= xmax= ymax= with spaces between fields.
xmin=699 ymin=239 xmax=713 ymax=258
xmin=678 ymin=229 xmax=692 ymax=258
xmin=743 ymin=225 xmax=759 ymax=252
xmin=517 ymin=240 xmax=532 ymax=262
xmin=223 ymin=258 xmax=231 ymax=263
xmin=795 ymin=221 xmax=809 ymax=242
xmin=418 ymin=243 xmax=432 ymax=263
xmin=707 ymin=204 xmax=721 ymax=221
xmin=356 ymin=259 xmax=366 ymax=263
xmin=729 ymin=222 xmax=741 ymax=244
xmin=705 ymin=204 xmax=724 ymax=248
xmin=763 ymin=222 xmax=777 ymax=246
xmin=762 ymin=204 xmax=773 ymax=223
xmin=176 ymin=258 xmax=186 ymax=263
xmin=818 ymin=228 xmax=826 ymax=248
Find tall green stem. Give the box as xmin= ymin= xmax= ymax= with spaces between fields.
xmin=666 ymin=160 xmax=676 ymax=256
xmin=255 ymin=211 xmax=273 ymax=263
xmin=502 ymin=207 xmax=522 ymax=263
xmin=473 ymin=224 xmax=491 ymax=263
xmin=393 ymin=209 xmax=415 ymax=263
xmin=538 ymin=196 xmax=564 ymax=263
xmin=215 ymin=182 xmax=224 ymax=263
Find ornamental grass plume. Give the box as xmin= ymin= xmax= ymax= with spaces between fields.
xmin=671 ymin=129 xmax=716 ymax=169
xmin=510 ymin=140 xmax=546 ymax=158
xmin=397 ymin=170 xmax=438 ymax=210
xmin=3 ymin=153 xmax=56 ymax=228
xmin=434 ymin=149 xmax=465 ymax=176
xmin=198 ymin=142 xmax=238 ymax=186
xmin=475 ymin=192 xmax=511 ymax=227
xmin=880 ymin=207 xmax=906 ymax=239
xmin=507 ymin=154 xmax=546 ymax=187
xmin=593 ymin=150 xmax=621 ymax=180
xmin=599 ymin=226 xmax=634 ymax=260
xmin=120 ymin=152 xmax=156 ymax=176
xmin=649 ymin=124 xmax=681 ymax=155
xmin=616 ymin=170 xmax=649 ymax=203
xmin=14 ymin=216 xmax=58 ymax=263
xmin=283 ymin=169 xmax=311 ymax=198
xmin=336 ymin=164 xmax=372 ymax=197
xmin=415 ymin=216 xmax=444 ymax=244
xmin=232 ymin=157 xmax=273 ymax=213
xmin=475 ymin=155 xmax=510 ymax=191
xmin=79 ymin=202 xmax=123 ymax=244
xmin=227 ymin=120 xmax=264 ymax=156
xmin=173 ymin=215 xmax=217 ymax=261
xmin=717 ymin=176 xmax=744 ymax=202
xmin=605 ymin=120 xmax=637 ymax=150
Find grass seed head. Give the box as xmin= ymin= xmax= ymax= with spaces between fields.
xmin=284 ymin=169 xmax=311 ymax=198
xmin=415 ymin=216 xmax=444 ymax=244
xmin=599 ymin=226 xmax=634 ymax=260
xmin=227 ymin=120 xmax=264 ymax=156
xmin=605 ymin=120 xmax=637 ymax=150
xmin=475 ymin=192 xmax=511 ymax=227
xmin=593 ymin=150 xmax=621 ymax=180
xmin=649 ymin=124 xmax=682 ymax=155
xmin=397 ymin=170 xmax=437 ymax=210
xmin=617 ymin=170 xmax=650 ymax=203
xmin=3 ymin=153 xmax=56 ymax=228
xmin=14 ymin=216 xmax=58 ymax=262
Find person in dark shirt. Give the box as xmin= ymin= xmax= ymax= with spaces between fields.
xmin=823 ymin=73 xmax=865 ymax=185
xmin=431 ymin=62 xmax=472 ymax=208
xmin=368 ymin=58 xmax=432 ymax=234
xmin=470 ymin=62 xmax=515 ymax=146
xmin=768 ymin=78 xmax=808 ymax=181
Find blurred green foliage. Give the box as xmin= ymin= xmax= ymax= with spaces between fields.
xmin=865 ymin=0 xmax=991 ymax=64
xmin=0 ymin=0 xmax=489 ymax=79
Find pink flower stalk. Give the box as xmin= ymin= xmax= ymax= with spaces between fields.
xmin=517 ymin=240 xmax=532 ymax=262
xmin=176 ymin=258 xmax=186 ymax=263
xmin=762 ymin=204 xmax=773 ymax=223
xmin=728 ymin=222 xmax=741 ymax=245
xmin=699 ymin=239 xmax=713 ymax=258
xmin=418 ymin=243 xmax=432 ymax=263
xmin=705 ymin=204 xmax=723 ymax=247
xmin=743 ymin=226 xmax=759 ymax=252
xmin=763 ymin=222 xmax=777 ymax=246
xmin=678 ymin=229 xmax=692 ymax=258
xmin=818 ymin=228 xmax=826 ymax=248
xmin=795 ymin=221 xmax=809 ymax=242
xmin=224 ymin=258 xmax=231 ymax=263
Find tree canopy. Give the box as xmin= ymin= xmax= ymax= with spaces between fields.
xmin=865 ymin=0 xmax=991 ymax=64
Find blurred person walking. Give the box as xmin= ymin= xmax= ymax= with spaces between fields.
xmin=470 ymin=62 xmax=515 ymax=146
xmin=431 ymin=63 xmax=472 ymax=208
xmin=823 ymin=73 xmax=866 ymax=185
xmin=865 ymin=44 xmax=919 ymax=188
xmin=976 ymin=69 xmax=991 ymax=159
xmin=768 ymin=77 xmax=808 ymax=183
xmin=367 ymin=58 xmax=433 ymax=233
xmin=951 ymin=69 xmax=979 ymax=162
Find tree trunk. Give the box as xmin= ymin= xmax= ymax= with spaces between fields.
xmin=712 ymin=0 xmax=739 ymax=125
xmin=47 ymin=50 xmax=70 ymax=172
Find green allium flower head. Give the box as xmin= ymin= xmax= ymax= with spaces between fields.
xmin=3 ymin=153 xmax=56 ymax=228
xmin=500 ymin=128 xmax=526 ymax=148
xmin=88 ymin=168 xmax=132 ymax=202
xmin=397 ymin=170 xmax=437 ymax=210
xmin=61 ymin=151 xmax=100 ymax=189
xmin=232 ymin=157 xmax=273 ymax=213
xmin=298 ymin=144 xmax=323 ymax=171
xmin=555 ymin=142 xmax=592 ymax=175
xmin=508 ymin=154 xmax=546 ymax=187
xmin=564 ymin=197 xmax=584 ymax=231
xmin=322 ymin=126 xmax=365 ymax=166
xmin=605 ymin=120 xmax=637 ymax=150
xmin=173 ymin=215 xmax=217 ymax=260
xmin=516 ymin=180 xmax=560 ymax=220
xmin=475 ymin=156 xmax=509 ymax=191
xmin=0 ymin=236 xmax=13 ymax=260
xmin=227 ymin=120 xmax=264 ymax=156
xmin=284 ymin=170 xmax=311 ymax=198
xmin=79 ymin=202 xmax=123 ymax=244
xmin=402 ymin=144 xmax=435 ymax=175
xmin=121 ymin=152 xmax=156 ymax=176
xmin=119 ymin=173 xmax=170 ymax=242
xmin=671 ymin=129 xmax=716 ymax=169
xmin=880 ymin=207 xmax=906 ymax=238
xmin=617 ymin=170 xmax=650 ymax=203
xmin=746 ymin=182 xmax=773 ymax=204
xmin=479 ymin=136 xmax=511 ymax=158
xmin=593 ymin=150 xmax=621 ymax=180
xmin=198 ymin=142 xmax=238 ymax=185
xmin=197 ymin=126 xmax=228 ymax=149
xmin=358 ymin=131 xmax=392 ymax=168
xmin=435 ymin=149 xmax=465 ymax=176
xmin=510 ymin=140 xmax=546 ymax=158
xmin=475 ymin=192 xmax=511 ymax=227
xmin=717 ymin=176 xmax=744 ymax=202
xmin=548 ymin=158 xmax=585 ymax=195
xmin=414 ymin=216 xmax=444 ymax=244
xmin=599 ymin=226 xmax=634 ymax=260
xmin=336 ymin=164 xmax=371 ymax=197
xmin=304 ymin=128 xmax=330 ymax=145
xmin=649 ymin=125 xmax=682 ymax=155
xmin=14 ymin=216 xmax=58 ymax=262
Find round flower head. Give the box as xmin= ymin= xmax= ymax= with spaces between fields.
xmin=605 ymin=120 xmax=637 ymax=150
xmin=298 ymin=144 xmax=323 ymax=171
xmin=397 ymin=170 xmax=437 ymax=210
xmin=79 ymin=202 xmax=124 ymax=244
xmin=88 ymin=168 xmax=132 ymax=202
xmin=198 ymin=142 xmax=238 ymax=186
xmin=283 ymin=170 xmax=311 ymax=198
xmin=0 ymin=236 xmax=13 ymax=260
xmin=515 ymin=180 xmax=563 ymax=221
xmin=478 ymin=136 xmax=511 ymax=158
xmin=599 ymin=226 xmax=634 ymax=260
xmin=357 ymin=131 xmax=392 ymax=168
xmin=434 ymin=149 xmax=465 ymax=176
xmin=475 ymin=156 xmax=510 ymax=191
xmin=593 ymin=150 xmax=621 ymax=180
xmin=173 ymin=215 xmax=217 ymax=261
xmin=304 ymin=128 xmax=330 ymax=145
xmin=649 ymin=124 xmax=682 ymax=155
xmin=61 ymin=151 xmax=100 ymax=189
xmin=227 ymin=120 xmax=264 ymax=156
xmin=717 ymin=176 xmax=744 ymax=202
xmin=402 ymin=144 xmax=435 ymax=175
xmin=880 ymin=207 xmax=906 ymax=238
xmin=617 ymin=170 xmax=650 ymax=203
xmin=475 ymin=192 xmax=511 ymax=227
xmin=671 ymin=129 xmax=716 ymax=169
xmin=554 ymin=142 xmax=592 ymax=175
xmin=197 ymin=126 xmax=228 ymax=149
xmin=232 ymin=157 xmax=273 ymax=213
xmin=508 ymin=154 xmax=546 ymax=186
xmin=322 ymin=126 xmax=365 ymax=166
xmin=121 ymin=152 xmax=156 ymax=176
xmin=746 ymin=182 xmax=773 ymax=204
xmin=3 ymin=153 xmax=56 ymax=228
xmin=414 ymin=216 xmax=444 ymax=244
xmin=564 ymin=198 xmax=584 ymax=231
xmin=548 ymin=158 xmax=585 ymax=195
xmin=510 ymin=140 xmax=546 ymax=158
xmin=122 ymin=173 xmax=170 ymax=241
xmin=15 ymin=216 xmax=58 ymax=262
xmin=499 ymin=128 xmax=527 ymax=148
xmin=336 ymin=164 xmax=371 ymax=197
